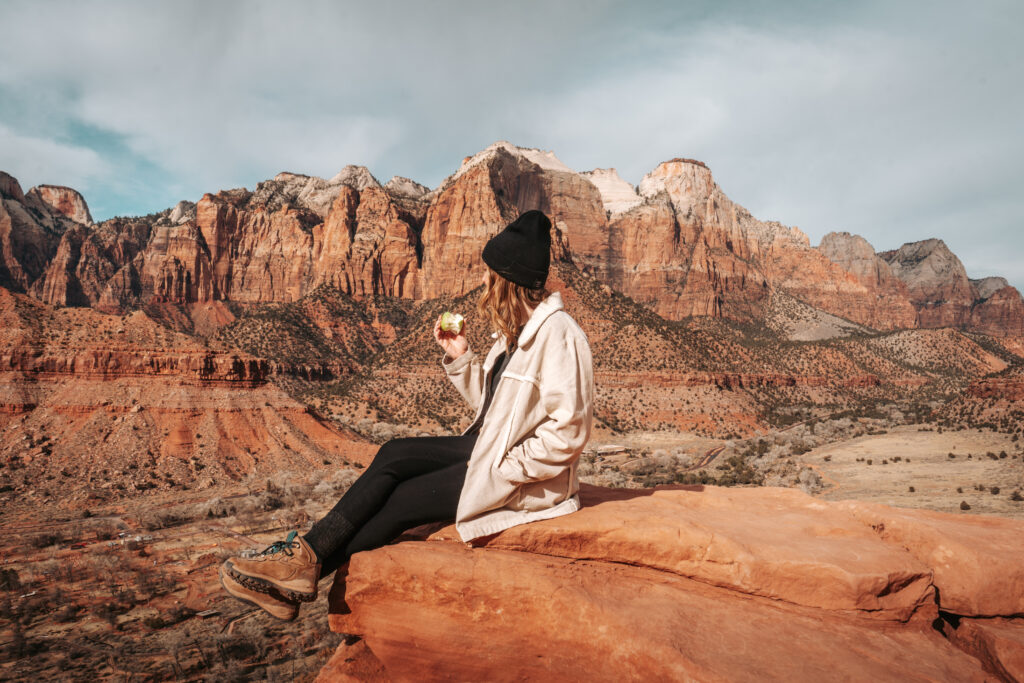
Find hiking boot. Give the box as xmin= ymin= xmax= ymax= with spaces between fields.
xmin=227 ymin=531 xmax=321 ymax=603
xmin=219 ymin=561 xmax=299 ymax=621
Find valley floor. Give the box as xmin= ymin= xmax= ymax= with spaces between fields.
xmin=1 ymin=423 xmax=1021 ymax=680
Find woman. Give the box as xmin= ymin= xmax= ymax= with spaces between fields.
xmin=219 ymin=209 xmax=594 ymax=621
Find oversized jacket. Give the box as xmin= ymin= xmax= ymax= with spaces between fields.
xmin=441 ymin=290 xmax=594 ymax=542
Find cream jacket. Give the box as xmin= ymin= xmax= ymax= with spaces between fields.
xmin=441 ymin=290 xmax=594 ymax=542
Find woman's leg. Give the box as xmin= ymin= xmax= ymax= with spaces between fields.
xmin=320 ymin=459 xmax=469 ymax=576
xmin=304 ymin=434 xmax=477 ymax=567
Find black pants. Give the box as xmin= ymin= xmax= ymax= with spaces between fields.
xmin=303 ymin=434 xmax=477 ymax=576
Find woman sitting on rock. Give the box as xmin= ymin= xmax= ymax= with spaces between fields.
xmin=219 ymin=209 xmax=595 ymax=620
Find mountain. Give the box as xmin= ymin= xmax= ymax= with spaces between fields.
xmin=2 ymin=140 xmax=1022 ymax=337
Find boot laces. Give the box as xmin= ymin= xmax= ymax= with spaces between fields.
xmin=261 ymin=530 xmax=299 ymax=557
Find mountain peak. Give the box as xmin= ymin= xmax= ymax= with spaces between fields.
xmin=452 ymin=141 xmax=574 ymax=180
xmin=384 ymin=176 xmax=429 ymax=199
xmin=0 ymin=171 xmax=25 ymax=202
xmin=329 ymin=165 xmax=380 ymax=190
xmin=26 ymin=184 xmax=92 ymax=225
xmin=581 ymin=168 xmax=642 ymax=216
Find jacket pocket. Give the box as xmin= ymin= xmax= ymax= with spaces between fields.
xmin=493 ymin=384 xmax=521 ymax=473
xmin=493 ymin=378 xmax=534 ymax=477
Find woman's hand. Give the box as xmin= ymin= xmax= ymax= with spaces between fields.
xmin=434 ymin=314 xmax=469 ymax=360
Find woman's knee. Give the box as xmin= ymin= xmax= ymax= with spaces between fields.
xmin=371 ymin=437 xmax=417 ymax=467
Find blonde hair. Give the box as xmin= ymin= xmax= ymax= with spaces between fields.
xmin=477 ymin=267 xmax=550 ymax=350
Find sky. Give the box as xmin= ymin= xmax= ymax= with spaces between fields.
xmin=1 ymin=0 xmax=1021 ymax=288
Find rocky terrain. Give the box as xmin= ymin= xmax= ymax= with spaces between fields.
xmin=0 ymin=285 xmax=377 ymax=513
xmin=320 ymin=483 xmax=1024 ymax=682
xmin=2 ymin=141 xmax=1023 ymax=681
xmin=0 ymin=468 xmax=366 ymax=680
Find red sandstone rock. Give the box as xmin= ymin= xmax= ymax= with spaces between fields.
xmin=1 ymin=186 xmax=69 ymax=292
xmin=836 ymin=499 xmax=1024 ymax=616
xmin=4 ymin=150 xmax=1024 ymax=338
xmin=319 ymin=483 xmax=1024 ymax=681
xmin=311 ymin=185 xmax=421 ymax=298
xmin=331 ymin=544 xmax=986 ymax=682
xmin=314 ymin=638 xmax=388 ymax=683
xmin=941 ymin=617 xmax=1024 ymax=682
xmin=29 ymin=218 xmax=152 ymax=308
xmin=970 ymin=283 xmax=1024 ymax=337
xmin=966 ymin=376 xmax=1024 ymax=401
xmin=419 ymin=143 xmax=608 ymax=297
xmin=0 ymin=285 xmax=377 ymax=499
xmin=424 ymin=484 xmax=935 ymax=620
xmin=0 ymin=171 xmax=25 ymax=203
xmin=875 ymin=238 xmax=1024 ymax=336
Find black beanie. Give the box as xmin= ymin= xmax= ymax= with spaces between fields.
xmin=481 ymin=210 xmax=552 ymax=290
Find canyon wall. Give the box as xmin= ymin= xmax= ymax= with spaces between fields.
xmin=2 ymin=141 xmax=1022 ymax=335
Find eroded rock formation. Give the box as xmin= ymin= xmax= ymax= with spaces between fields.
xmin=2 ymin=141 xmax=1022 ymax=336
xmin=321 ymin=483 xmax=1024 ymax=681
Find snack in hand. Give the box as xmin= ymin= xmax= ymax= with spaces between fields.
xmin=439 ymin=311 xmax=464 ymax=334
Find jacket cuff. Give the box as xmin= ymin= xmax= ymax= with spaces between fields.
xmin=442 ymin=349 xmax=475 ymax=374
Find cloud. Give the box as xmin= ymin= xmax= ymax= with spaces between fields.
xmin=0 ymin=122 xmax=111 ymax=190
xmin=0 ymin=0 xmax=1020 ymax=289
xmin=511 ymin=9 xmax=1023 ymax=285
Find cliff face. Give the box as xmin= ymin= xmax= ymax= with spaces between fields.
xmin=25 ymin=184 xmax=93 ymax=225
xmin=876 ymin=238 xmax=1024 ymax=336
xmin=2 ymin=141 xmax=1022 ymax=336
xmin=881 ymin=238 xmax=977 ymax=328
xmin=0 ymin=172 xmax=80 ymax=294
xmin=419 ymin=142 xmax=608 ymax=297
xmin=309 ymin=185 xmax=421 ymax=299
xmin=320 ymin=483 xmax=1024 ymax=681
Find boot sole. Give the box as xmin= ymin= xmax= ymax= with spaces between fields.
xmin=226 ymin=564 xmax=319 ymax=603
xmin=220 ymin=563 xmax=300 ymax=621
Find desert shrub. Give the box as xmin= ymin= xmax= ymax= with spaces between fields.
xmin=140 ymin=510 xmax=192 ymax=530
xmin=30 ymin=532 xmax=65 ymax=548
xmin=1011 ymin=490 xmax=1023 ymax=501
xmin=143 ymin=606 xmax=194 ymax=630
xmin=991 ymin=486 xmax=1000 ymax=495
xmin=53 ymin=602 xmax=83 ymax=623
xmin=0 ymin=568 xmax=20 ymax=592
xmin=960 ymin=501 xmax=971 ymax=510
xmin=200 ymin=497 xmax=237 ymax=519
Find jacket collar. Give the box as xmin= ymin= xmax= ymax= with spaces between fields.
xmin=489 ymin=291 xmax=564 ymax=347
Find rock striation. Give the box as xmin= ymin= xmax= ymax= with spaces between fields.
xmin=0 ymin=284 xmax=376 ymax=500
xmin=321 ymin=483 xmax=1024 ymax=681
xmin=419 ymin=142 xmax=608 ymax=296
xmin=2 ymin=140 xmax=1023 ymax=336
xmin=818 ymin=231 xmax=918 ymax=328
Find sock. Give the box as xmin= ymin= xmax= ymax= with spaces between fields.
xmin=303 ymin=512 xmax=356 ymax=564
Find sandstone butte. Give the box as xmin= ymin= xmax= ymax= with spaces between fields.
xmin=3 ymin=140 xmax=1024 ymax=336
xmin=316 ymin=483 xmax=1024 ymax=683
